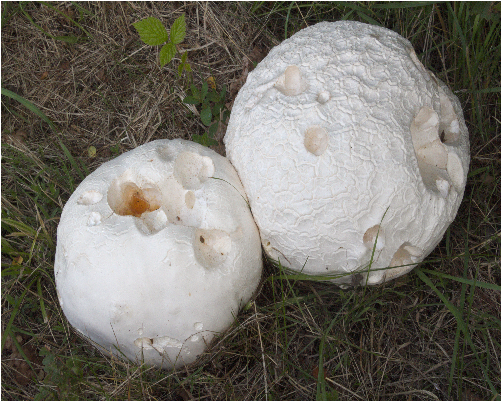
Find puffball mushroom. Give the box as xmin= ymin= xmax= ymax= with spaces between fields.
xmin=224 ymin=21 xmax=469 ymax=286
xmin=54 ymin=139 xmax=262 ymax=369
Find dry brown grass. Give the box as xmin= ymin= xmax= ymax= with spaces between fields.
xmin=2 ymin=2 xmax=500 ymax=401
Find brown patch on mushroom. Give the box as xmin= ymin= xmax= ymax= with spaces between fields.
xmin=363 ymin=224 xmax=385 ymax=250
xmin=185 ymin=191 xmax=196 ymax=209
xmin=108 ymin=180 xmax=162 ymax=217
xmin=386 ymin=244 xmax=422 ymax=281
xmin=121 ymin=183 xmax=159 ymax=217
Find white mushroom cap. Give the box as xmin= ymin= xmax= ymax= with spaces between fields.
xmin=54 ymin=139 xmax=262 ymax=369
xmin=224 ymin=21 xmax=469 ymax=286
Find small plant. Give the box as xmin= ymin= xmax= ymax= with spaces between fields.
xmin=133 ymin=14 xmax=190 ymax=74
xmin=35 ymin=347 xmax=85 ymax=401
xmin=183 ymin=80 xmax=230 ymax=146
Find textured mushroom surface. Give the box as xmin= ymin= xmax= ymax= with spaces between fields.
xmin=224 ymin=21 xmax=469 ymax=286
xmin=54 ymin=139 xmax=262 ymax=368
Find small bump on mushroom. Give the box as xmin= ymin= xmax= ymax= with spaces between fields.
xmin=436 ymin=179 xmax=450 ymax=198
xmin=194 ymin=322 xmax=203 ymax=331
xmin=193 ymin=228 xmax=232 ymax=269
xmin=317 ymin=90 xmax=330 ymax=104
xmin=416 ymin=139 xmax=448 ymax=169
xmin=387 ymin=244 xmax=422 ymax=280
xmin=156 ymin=144 xmax=177 ymax=162
xmin=363 ymin=225 xmax=385 ymax=251
xmin=275 ymin=65 xmax=307 ymax=96
xmin=304 ymin=126 xmax=328 ymax=156
xmin=87 ymin=212 xmax=102 ymax=226
xmin=446 ymin=152 xmax=465 ymax=191
xmin=366 ymin=270 xmax=386 ymax=285
xmin=438 ymin=88 xmax=461 ymax=144
xmin=173 ymin=152 xmax=215 ymax=190
xmin=78 ymin=190 xmax=103 ymax=205
xmin=134 ymin=336 xmax=183 ymax=353
xmin=137 ymin=209 xmax=168 ymax=235
xmin=152 ymin=335 xmax=183 ymax=351
xmin=134 ymin=337 xmax=153 ymax=349
xmin=185 ymin=191 xmax=196 ymax=209
xmin=410 ymin=106 xmax=441 ymax=150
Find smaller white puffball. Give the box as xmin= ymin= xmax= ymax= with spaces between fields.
xmin=55 ymin=139 xmax=262 ymax=369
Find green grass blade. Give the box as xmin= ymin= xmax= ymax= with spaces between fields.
xmin=1 ymin=218 xmax=38 ymax=238
xmin=419 ymin=269 xmax=501 ymax=291
xmin=39 ymin=1 xmax=92 ymax=38
xmin=58 ymin=141 xmax=85 ymax=181
xmin=1 ymin=88 xmax=57 ymax=130
xmin=18 ymin=2 xmax=83 ymax=43
xmin=372 ymin=1 xmax=437 ymax=9
xmin=70 ymin=1 xmax=95 ymax=17
xmin=1 ymin=278 xmax=37 ymax=352
xmin=37 ymin=277 xmax=49 ymax=324
xmin=415 ymin=268 xmax=499 ymax=398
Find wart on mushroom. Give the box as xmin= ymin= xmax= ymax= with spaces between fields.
xmin=54 ymin=139 xmax=262 ymax=369
xmin=224 ymin=21 xmax=469 ymax=286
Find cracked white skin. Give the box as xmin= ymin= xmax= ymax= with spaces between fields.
xmin=224 ymin=21 xmax=469 ymax=286
xmin=54 ymin=139 xmax=262 ymax=369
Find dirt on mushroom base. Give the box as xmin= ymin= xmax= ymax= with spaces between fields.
xmin=1 ymin=2 xmax=500 ymax=401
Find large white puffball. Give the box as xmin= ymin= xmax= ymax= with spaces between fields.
xmin=54 ymin=139 xmax=262 ymax=369
xmin=224 ymin=21 xmax=469 ymax=286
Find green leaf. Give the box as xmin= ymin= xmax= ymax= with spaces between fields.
xmin=183 ymin=96 xmax=200 ymax=105
xmin=213 ymin=103 xmax=224 ymax=115
xmin=181 ymin=51 xmax=188 ymax=63
xmin=192 ymin=132 xmax=218 ymax=147
xmin=133 ymin=17 xmax=169 ymax=46
xmin=184 ymin=63 xmax=192 ymax=72
xmin=200 ymin=107 xmax=212 ymax=126
xmin=209 ymin=122 xmax=219 ymax=136
xmin=207 ymin=91 xmax=219 ymax=102
xmin=201 ymin=81 xmax=208 ymax=99
xmin=170 ymin=14 xmax=186 ymax=44
xmin=159 ymin=42 xmax=176 ymax=66
xmin=178 ymin=63 xmax=184 ymax=77
xmin=190 ymin=84 xmax=200 ymax=99
xmin=87 ymin=146 xmax=96 ymax=158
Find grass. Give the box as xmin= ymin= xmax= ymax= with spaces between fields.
xmin=2 ymin=2 xmax=500 ymax=400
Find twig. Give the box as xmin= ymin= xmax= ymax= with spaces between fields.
xmin=178 ymin=40 xmax=216 ymax=53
